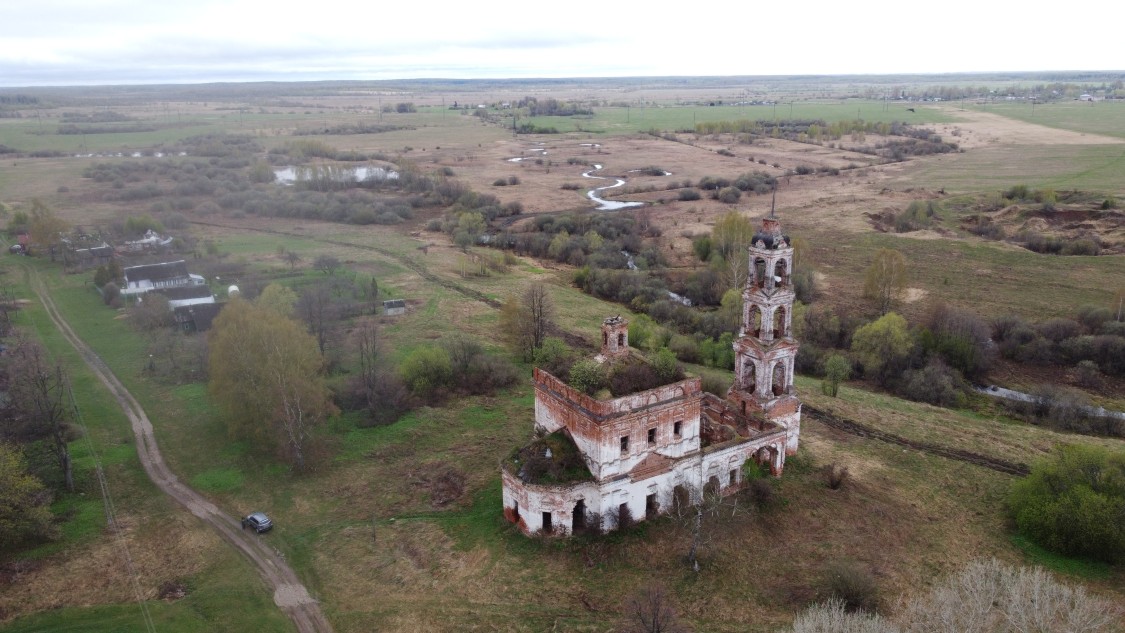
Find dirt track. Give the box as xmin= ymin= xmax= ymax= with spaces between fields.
xmin=804 ymin=405 xmax=1030 ymax=476
xmin=26 ymin=266 xmax=333 ymax=633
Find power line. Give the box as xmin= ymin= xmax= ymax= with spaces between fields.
xmin=69 ymin=373 xmax=157 ymax=632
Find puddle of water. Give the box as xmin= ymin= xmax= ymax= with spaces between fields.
xmin=273 ymin=165 xmax=399 ymax=184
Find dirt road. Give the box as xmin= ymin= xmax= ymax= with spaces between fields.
xmin=27 ymin=267 xmax=333 ymax=633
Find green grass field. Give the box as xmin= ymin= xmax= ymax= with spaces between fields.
xmin=969 ymin=99 xmax=1125 ymax=139
xmin=521 ymin=100 xmax=954 ymax=134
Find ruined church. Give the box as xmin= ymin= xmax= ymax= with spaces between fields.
xmin=502 ymin=211 xmax=801 ymax=535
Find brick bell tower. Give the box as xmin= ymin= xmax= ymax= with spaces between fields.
xmin=727 ymin=202 xmax=802 ymax=454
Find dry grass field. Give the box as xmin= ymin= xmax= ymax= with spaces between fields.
xmin=1 ymin=80 xmax=1123 ymax=632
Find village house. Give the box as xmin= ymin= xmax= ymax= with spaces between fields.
xmin=122 ymin=229 xmax=174 ymax=253
xmin=151 ymin=285 xmax=216 ymax=310
xmin=60 ymin=235 xmax=114 ymax=273
xmin=121 ymin=260 xmax=206 ymax=297
xmin=502 ymin=212 xmax=801 ymax=536
xmin=173 ymin=302 xmax=223 ymax=333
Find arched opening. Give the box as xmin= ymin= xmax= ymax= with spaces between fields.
xmin=774 ymin=258 xmax=789 ymax=288
xmin=772 ymin=362 xmax=786 ymax=396
xmin=673 ymin=484 xmax=690 ymax=513
xmin=602 ymin=331 xmax=608 ymax=347
xmin=617 ymin=332 xmax=625 ymax=347
xmin=756 ymin=446 xmax=772 ymax=467
xmin=704 ymin=475 xmax=721 ymax=497
xmin=774 ymin=305 xmax=787 ymax=338
xmin=742 ymin=360 xmax=756 ymax=392
xmin=754 ymin=258 xmax=767 ymax=288
xmin=748 ymin=305 xmax=762 ymax=337
xmin=572 ymin=499 xmax=586 ymax=533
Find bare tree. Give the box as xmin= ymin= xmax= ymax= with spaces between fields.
xmin=6 ymin=338 xmax=77 ymax=491
xmin=284 ymin=251 xmax=302 ymax=270
xmin=355 ymin=322 xmax=408 ymax=425
xmin=665 ymin=482 xmax=745 ymax=572
xmin=0 ymin=283 xmax=18 ymax=337
xmin=313 ymin=254 xmax=341 ymax=276
xmin=623 ymin=585 xmax=686 ymax=633
xmin=499 ymin=282 xmax=556 ymax=359
xmin=296 ymin=285 xmax=335 ymax=354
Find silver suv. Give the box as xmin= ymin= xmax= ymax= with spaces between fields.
xmin=241 ymin=512 xmax=273 ymax=533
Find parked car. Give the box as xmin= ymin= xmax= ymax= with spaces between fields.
xmin=241 ymin=512 xmax=273 ymax=533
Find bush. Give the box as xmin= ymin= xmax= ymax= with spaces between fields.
xmin=399 ymin=346 xmax=452 ymax=397
xmin=821 ymin=560 xmax=878 ymax=612
xmin=568 ymin=359 xmax=606 ymax=395
xmin=533 ymin=338 xmax=575 ymax=377
xmin=716 ymin=186 xmax=741 ymax=204
xmin=1008 ymin=444 xmax=1125 ymax=563
xmin=897 ymin=360 xmax=965 ymax=407
xmin=678 ymin=188 xmax=702 ymax=201
xmin=791 ymin=559 xmax=1122 ymax=632
xmin=608 ymin=362 xmax=666 ymax=397
xmin=822 ymin=463 xmax=849 ymax=490
xmin=1074 ymin=360 xmax=1103 ymax=389
xmin=102 ymin=282 xmax=120 ymax=306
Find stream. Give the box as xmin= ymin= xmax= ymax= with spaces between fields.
xmin=973 ymin=384 xmax=1125 ymax=421
xmin=582 ymin=164 xmax=645 ymax=211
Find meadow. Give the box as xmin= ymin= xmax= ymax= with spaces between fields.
xmin=0 ymin=77 xmax=1123 ymax=632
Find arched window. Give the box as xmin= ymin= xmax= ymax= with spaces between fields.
xmin=772 ymin=362 xmax=786 ymax=396
xmin=748 ymin=305 xmax=762 ymax=337
xmin=742 ymin=360 xmax=757 ymax=392
xmin=774 ymin=305 xmax=787 ymax=338
xmin=753 ymin=258 xmax=767 ymax=288
xmin=774 ymin=258 xmax=789 ymax=288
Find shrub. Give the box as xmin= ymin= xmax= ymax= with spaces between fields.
xmin=1076 ymin=305 xmax=1113 ymax=333
xmin=1008 ymin=444 xmax=1125 ymax=563
xmin=678 ymin=188 xmax=702 ymax=201
xmin=897 ymin=360 xmax=965 ymax=407
xmin=608 ymin=362 xmax=665 ymax=397
xmin=650 ymin=347 xmax=680 ymax=383
xmin=568 ymin=359 xmax=606 ymax=395
xmin=1037 ymin=317 xmax=1081 ymax=342
xmin=746 ymin=478 xmax=776 ymax=509
xmin=821 ymin=354 xmax=852 ymax=397
xmin=399 ymin=346 xmax=452 ymax=397
xmin=716 ymin=186 xmax=741 ymax=204
xmin=822 ymin=463 xmax=849 ymax=490
xmin=533 ymin=337 xmax=575 ymax=377
xmin=791 ymin=559 xmax=1122 ymax=632
xmin=1027 ymin=384 xmax=1093 ymax=432
xmin=1074 ymin=360 xmax=1103 ymax=389
xmin=102 ymin=282 xmax=120 ymax=306
xmin=1061 ymin=239 xmax=1100 ymax=256
xmin=821 ymin=560 xmax=879 ymax=613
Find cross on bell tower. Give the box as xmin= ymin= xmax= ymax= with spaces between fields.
xmin=727 ymin=202 xmax=803 ymax=454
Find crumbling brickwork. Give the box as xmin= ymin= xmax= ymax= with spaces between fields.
xmin=502 ymin=214 xmax=803 ymax=536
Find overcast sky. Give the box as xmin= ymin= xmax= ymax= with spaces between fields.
xmin=2 ymin=0 xmax=1121 ymax=87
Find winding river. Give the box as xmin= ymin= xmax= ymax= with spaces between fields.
xmin=582 ymin=164 xmax=645 ymax=211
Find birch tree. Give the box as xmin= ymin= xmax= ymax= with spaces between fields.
xmin=208 ymin=297 xmax=335 ymax=471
